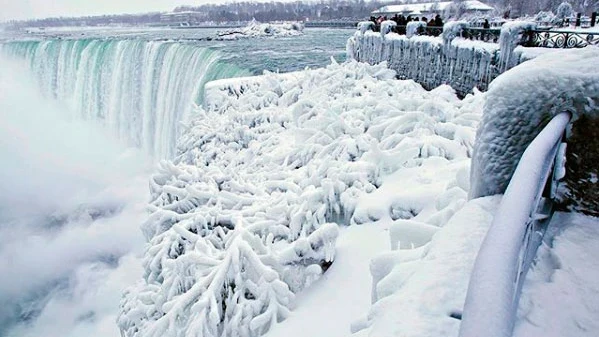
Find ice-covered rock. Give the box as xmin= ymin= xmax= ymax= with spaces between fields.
xmin=354 ymin=196 xmax=502 ymax=337
xmin=215 ymin=20 xmax=304 ymax=40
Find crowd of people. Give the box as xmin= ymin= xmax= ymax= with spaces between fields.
xmin=369 ymin=13 xmax=444 ymax=28
xmin=368 ymin=13 xmax=444 ymax=35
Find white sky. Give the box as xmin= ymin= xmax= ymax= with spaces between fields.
xmin=0 ymin=0 xmax=217 ymax=21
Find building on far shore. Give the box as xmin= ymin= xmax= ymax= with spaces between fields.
xmin=372 ymin=1 xmax=494 ymax=18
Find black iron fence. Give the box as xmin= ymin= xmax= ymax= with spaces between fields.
xmin=522 ymin=29 xmax=599 ymax=48
xmin=367 ymin=22 xmax=599 ymax=49
xmin=460 ymin=28 xmax=501 ymax=43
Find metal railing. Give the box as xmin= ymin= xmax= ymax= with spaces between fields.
xmin=522 ymin=29 xmax=599 ymax=48
xmin=365 ymin=22 xmax=599 ymax=49
xmin=459 ymin=112 xmax=571 ymax=337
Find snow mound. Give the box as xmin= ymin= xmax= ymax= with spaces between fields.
xmin=118 ymin=60 xmax=484 ymax=337
xmin=353 ymin=196 xmax=502 ymax=337
xmin=470 ymin=46 xmax=599 ymax=199
xmin=215 ymin=20 xmax=304 ymax=40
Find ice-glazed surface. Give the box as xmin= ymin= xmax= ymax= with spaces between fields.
xmin=470 ymin=46 xmax=599 ymax=198
xmin=118 ymin=59 xmax=485 ymax=337
xmin=347 ymin=29 xmax=502 ymax=96
xmin=515 ymin=212 xmax=599 ymax=337
xmin=346 ymin=21 xmax=560 ymax=97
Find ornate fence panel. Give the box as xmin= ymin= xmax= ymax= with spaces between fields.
xmin=460 ymin=28 xmax=501 ymax=43
xmin=523 ymin=29 xmax=599 ymax=48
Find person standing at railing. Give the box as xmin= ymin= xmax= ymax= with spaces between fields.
xmin=434 ymin=14 xmax=443 ymax=27
xmin=483 ymin=19 xmax=490 ymax=29
xmin=398 ymin=15 xmax=406 ymax=26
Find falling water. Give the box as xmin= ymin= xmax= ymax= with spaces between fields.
xmin=1 ymin=39 xmax=250 ymax=159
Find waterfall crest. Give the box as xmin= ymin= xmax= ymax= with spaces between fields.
xmin=1 ymin=39 xmax=250 ymax=159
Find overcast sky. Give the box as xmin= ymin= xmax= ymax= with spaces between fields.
xmin=0 ymin=0 xmax=215 ymax=21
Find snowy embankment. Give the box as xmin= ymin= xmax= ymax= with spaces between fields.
xmin=216 ymin=20 xmax=303 ymax=40
xmin=347 ymin=21 xmax=556 ymax=97
xmin=515 ymin=212 xmax=599 ymax=337
xmin=118 ymin=59 xmax=485 ymax=337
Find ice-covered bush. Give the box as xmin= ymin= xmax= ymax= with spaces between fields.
xmin=470 ymin=47 xmax=599 ymax=199
xmin=119 ymin=59 xmax=484 ymax=337
xmin=534 ymin=11 xmax=557 ymax=25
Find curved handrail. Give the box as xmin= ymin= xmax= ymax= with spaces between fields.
xmin=459 ymin=112 xmax=571 ymax=337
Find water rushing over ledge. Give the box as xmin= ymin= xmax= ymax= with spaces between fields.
xmin=1 ymin=39 xmax=251 ymax=159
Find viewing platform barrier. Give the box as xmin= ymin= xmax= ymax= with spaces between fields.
xmin=458 ymin=112 xmax=571 ymax=337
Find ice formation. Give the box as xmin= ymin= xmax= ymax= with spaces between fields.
xmin=118 ymin=59 xmax=485 ymax=337
xmin=497 ymin=21 xmax=538 ymax=71
xmin=215 ymin=20 xmax=304 ymax=40
xmin=405 ymin=21 xmax=425 ymax=38
xmin=347 ymin=20 xmax=546 ymax=97
xmin=470 ymin=47 xmax=599 ymax=199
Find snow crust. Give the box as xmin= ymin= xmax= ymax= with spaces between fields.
xmin=216 ymin=20 xmax=304 ymax=40
xmin=119 ymin=59 xmax=485 ymax=337
xmin=515 ymin=212 xmax=599 ymax=337
xmin=470 ymin=46 xmax=599 ymax=198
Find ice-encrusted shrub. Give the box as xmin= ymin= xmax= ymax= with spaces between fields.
xmin=119 ymin=60 xmax=482 ymax=337
xmin=470 ymin=47 xmax=599 ymax=199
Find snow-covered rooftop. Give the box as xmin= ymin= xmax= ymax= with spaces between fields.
xmin=373 ymin=1 xmax=494 ymax=15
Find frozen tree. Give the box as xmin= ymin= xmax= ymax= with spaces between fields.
xmin=534 ymin=10 xmax=557 ymax=24
xmin=556 ymin=1 xmax=574 ymax=19
xmin=445 ymin=0 xmax=469 ymax=19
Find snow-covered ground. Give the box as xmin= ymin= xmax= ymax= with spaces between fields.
xmin=515 ymin=212 xmax=599 ymax=337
